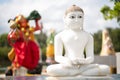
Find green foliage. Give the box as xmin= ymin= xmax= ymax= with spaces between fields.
xmin=0 ymin=33 xmax=11 ymax=59
xmin=107 ymin=28 xmax=120 ymax=51
xmin=35 ymin=32 xmax=47 ymax=48
xmin=100 ymin=1 xmax=120 ymax=25
xmin=93 ymin=28 xmax=120 ymax=54
xmin=0 ymin=47 xmax=11 ymax=60
xmin=93 ymin=31 xmax=102 ymax=54
xmin=0 ymin=33 xmax=11 ymax=67
xmin=110 ymin=0 xmax=120 ymax=3
xmin=35 ymin=31 xmax=47 ymax=61
xmin=0 ymin=33 xmax=10 ymax=47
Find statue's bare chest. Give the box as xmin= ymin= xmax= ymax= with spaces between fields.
xmin=61 ymin=31 xmax=89 ymax=47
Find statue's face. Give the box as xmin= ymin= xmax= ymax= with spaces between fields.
xmin=19 ymin=18 xmax=28 ymax=28
xmin=64 ymin=11 xmax=84 ymax=30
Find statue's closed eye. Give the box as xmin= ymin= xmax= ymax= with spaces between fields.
xmin=78 ymin=16 xmax=82 ymax=18
xmin=69 ymin=15 xmax=82 ymax=19
xmin=69 ymin=16 xmax=75 ymax=19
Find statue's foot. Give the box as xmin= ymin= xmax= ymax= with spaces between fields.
xmin=81 ymin=65 xmax=110 ymax=76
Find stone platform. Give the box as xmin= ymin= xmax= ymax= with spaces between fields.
xmin=1 ymin=74 xmax=120 ymax=80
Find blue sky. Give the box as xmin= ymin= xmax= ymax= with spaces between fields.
xmin=0 ymin=0 xmax=119 ymax=34
xmin=0 ymin=0 xmax=10 ymax=4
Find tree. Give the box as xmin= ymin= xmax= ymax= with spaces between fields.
xmin=0 ymin=33 xmax=11 ymax=67
xmin=100 ymin=0 xmax=120 ymax=25
xmin=93 ymin=31 xmax=102 ymax=54
xmin=107 ymin=28 xmax=120 ymax=52
xmin=35 ymin=31 xmax=47 ymax=61
xmin=0 ymin=33 xmax=10 ymax=47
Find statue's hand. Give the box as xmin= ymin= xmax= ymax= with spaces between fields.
xmin=85 ymin=57 xmax=94 ymax=64
xmin=71 ymin=59 xmax=79 ymax=65
xmin=71 ymin=58 xmax=88 ymax=65
xmin=72 ymin=57 xmax=92 ymax=65
xmin=78 ymin=57 xmax=93 ymax=64
xmin=78 ymin=58 xmax=86 ymax=64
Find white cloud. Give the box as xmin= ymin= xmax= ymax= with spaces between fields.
xmin=0 ymin=0 xmax=119 ymax=34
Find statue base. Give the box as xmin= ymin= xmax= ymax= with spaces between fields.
xmin=2 ymin=74 xmax=120 ymax=80
xmin=46 ymin=75 xmax=113 ymax=80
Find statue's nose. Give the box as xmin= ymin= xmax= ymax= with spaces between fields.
xmin=75 ymin=18 xmax=78 ymax=22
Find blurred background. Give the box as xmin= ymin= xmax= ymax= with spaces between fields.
xmin=0 ymin=0 xmax=120 ymax=74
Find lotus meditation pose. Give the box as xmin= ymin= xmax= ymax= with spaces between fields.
xmin=47 ymin=5 xmax=110 ymax=76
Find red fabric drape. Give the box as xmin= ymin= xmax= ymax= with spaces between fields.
xmin=13 ymin=38 xmax=40 ymax=70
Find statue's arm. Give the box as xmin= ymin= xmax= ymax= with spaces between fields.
xmin=54 ymin=34 xmax=72 ymax=66
xmin=34 ymin=19 xmax=43 ymax=31
xmin=75 ymin=35 xmax=94 ymax=65
xmin=84 ymin=35 xmax=94 ymax=64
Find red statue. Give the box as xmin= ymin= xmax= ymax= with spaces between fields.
xmin=7 ymin=10 xmax=43 ymax=76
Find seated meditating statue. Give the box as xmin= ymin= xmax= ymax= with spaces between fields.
xmin=47 ymin=5 xmax=110 ymax=76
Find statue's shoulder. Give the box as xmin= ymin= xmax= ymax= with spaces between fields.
xmin=55 ymin=30 xmax=69 ymax=40
xmin=55 ymin=30 xmax=66 ymax=36
xmin=54 ymin=30 xmax=64 ymax=39
xmin=82 ymin=31 xmax=93 ymax=39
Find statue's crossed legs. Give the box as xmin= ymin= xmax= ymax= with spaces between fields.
xmin=47 ymin=64 xmax=110 ymax=76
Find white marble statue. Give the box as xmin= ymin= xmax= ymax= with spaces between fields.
xmin=47 ymin=5 xmax=110 ymax=76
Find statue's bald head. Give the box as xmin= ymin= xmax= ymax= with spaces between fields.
xmin=65 ymin=5 xmax=84 ymax=16
xmin=64 ymin=5 xmax=84 ymax=30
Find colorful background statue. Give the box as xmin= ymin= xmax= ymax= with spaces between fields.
xmin=100 ymin=29 xmax=116 ymax=74
xmin=100 ymin=29 xmax=115 ymax=56
xmin=46 ymin=29 xmax=56 ymax=65
xmin=7 ymin=10 xmax=43 ymax=76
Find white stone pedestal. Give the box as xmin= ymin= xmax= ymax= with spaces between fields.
xmin=116 ymin=52 xmax=120 ymax=74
